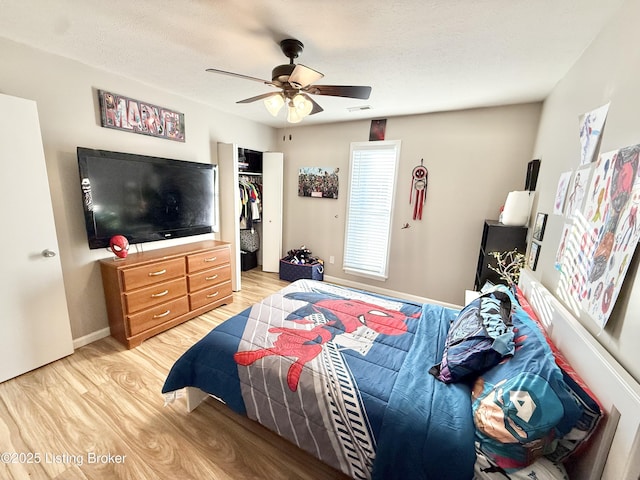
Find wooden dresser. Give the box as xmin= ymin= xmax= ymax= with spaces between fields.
xmin=100 ymin=240 xmax=232 ymax=348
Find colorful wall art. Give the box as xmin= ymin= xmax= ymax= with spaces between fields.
xmin=554 ymin=171 xmax=573 ymax=215
xmin=564 ymin=166 xmax=590 ymax=217
xmin=98 ymin=90 xmax=185 ymax=142
xmin=579 ymin=102 xmax=609 ymax=165
xmin=560 ymin=143 xmax=640 ymax=327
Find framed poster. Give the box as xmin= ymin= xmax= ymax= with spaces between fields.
xmin=528 ymin=242 xmax=541 ymax=271
xmin=98 ymin=89 xmax=185 ymax=142
xmin=533 ymin=213 xmax=548 ymax=241
xmin=298 ymin=167 xmax=339 ymax=198
xmin=369 ymin=119 xmax=387 ymax=141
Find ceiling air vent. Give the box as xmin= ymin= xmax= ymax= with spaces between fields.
xmin=347 ymin=105 xmax=372 ymax=112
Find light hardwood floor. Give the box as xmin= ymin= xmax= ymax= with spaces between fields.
xmin=0 ymin=269 xmax=352 ymax=480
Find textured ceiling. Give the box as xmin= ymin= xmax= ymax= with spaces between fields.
xmin=0 ymin=0 xmax=626 ymax=127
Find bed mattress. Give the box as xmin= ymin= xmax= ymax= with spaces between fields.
xmin=163 ymin=280 xmax=476 ymax=479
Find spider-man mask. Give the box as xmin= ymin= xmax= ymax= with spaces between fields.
xmin=109 ymin=235 xmax=129 ymax=258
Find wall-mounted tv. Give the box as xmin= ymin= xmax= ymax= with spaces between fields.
xmin=77 ymin=147 xmax=219 ymax=249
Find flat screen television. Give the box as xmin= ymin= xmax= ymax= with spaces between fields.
xmin=77 ymin=147 xmax=219 ymax=249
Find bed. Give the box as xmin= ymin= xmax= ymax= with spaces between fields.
xmin=162 ymin=270 xmax=640 ymax=479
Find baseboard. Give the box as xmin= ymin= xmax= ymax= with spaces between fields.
xmin=323 ymin=275 xmax=462 ymax=309
xmin=72 ymin=327 xmax=111 ymax=349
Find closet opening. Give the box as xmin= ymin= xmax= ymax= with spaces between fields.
xmin=238 ymin=148 xmax=263 ymax=271
xmin=218 ymin=141 xmax=283 ymax=292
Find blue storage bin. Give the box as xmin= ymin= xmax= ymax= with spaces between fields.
xmin=279 ymin=259 xmax=324 ymax=282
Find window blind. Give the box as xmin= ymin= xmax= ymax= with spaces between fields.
xmin=343 ymin=141 xmax=400 ymax=280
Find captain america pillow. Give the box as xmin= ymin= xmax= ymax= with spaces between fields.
xmin=471 ymin=286 xmax=582 ymax=471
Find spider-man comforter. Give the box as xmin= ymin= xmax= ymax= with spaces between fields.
xmin=162 ymin=280 xmax=475 ymax=480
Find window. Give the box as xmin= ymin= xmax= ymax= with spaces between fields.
xmin=343 ymin=140 xmax=400 ymax=280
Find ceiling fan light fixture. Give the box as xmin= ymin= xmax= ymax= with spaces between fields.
xmin=287 ymin=104 xmax=304 ymax=123
xmin=292 ymin=94 xmax=313 ymax=117
xmin=206 ymin=38 xmax=371 ymax=123
xmin=264 ymin=93 xmax=285 ymax=116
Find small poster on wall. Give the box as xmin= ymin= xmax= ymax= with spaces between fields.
xmin=579 ymin=102 xmax=609 ymax=165
xmin=554 ymin=222 xmax=572 ymax=271
xmin=554 ymin=171 xmax=572 ymax=214
xmin=369 ymin=119 xmax=387 ymax=141
xmin=564 ymin=166 xmax=591 ymax=217
xmin=298 ymin=167 xmax=339 ymax=199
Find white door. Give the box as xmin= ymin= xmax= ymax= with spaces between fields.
xmin=0 ymin=94 xmax=74 ymax=383
xmin=217 ymin=143 xmax=241 ymax=291
xmin=262 ymin=152 xmax=283 ymax=272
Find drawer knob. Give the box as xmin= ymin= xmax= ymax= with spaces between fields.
xmin=153 ymin=309 xmax=171 ymax=319
xmin=206 ymin=291 xmax=220 ymax=298
xmin=148 ymin=269 xmax=167 ymax=276
xmin=204 ymin=256 xmax=218 ymax=262
xmin=205 ymin=274 xmax=219 ymax=281
xmin=151 ymin=289 xmax=169 ymax=298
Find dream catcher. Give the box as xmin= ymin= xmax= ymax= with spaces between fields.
xmin=410 ymin=159 xmax=428 ymax=220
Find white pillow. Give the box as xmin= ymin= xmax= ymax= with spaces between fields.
xmin=474 ymin=445 xmax=568 ymax=480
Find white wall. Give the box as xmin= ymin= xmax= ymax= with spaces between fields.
xmin=0 ymin=35 xmax=541 ymax=343
xmin=530 ymin=0 xmax=640 ymax=383
xmin=277 ymin=103 xmax=542 ymax=305
xmin=0 ymin=38 xmax=276 ymax=342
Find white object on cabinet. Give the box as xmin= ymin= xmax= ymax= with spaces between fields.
xmin=0 ymin=93 xmax=74 ymax=382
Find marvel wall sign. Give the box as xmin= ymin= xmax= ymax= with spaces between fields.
xmin=97 ymin=89 xmax=185 ymax=142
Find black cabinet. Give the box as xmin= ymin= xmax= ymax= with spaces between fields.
xmin=474 ymin=220 xmax=527 ymax=290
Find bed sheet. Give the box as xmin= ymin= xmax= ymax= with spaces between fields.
xmin=162 ymin=280 xmax=476 ymax=480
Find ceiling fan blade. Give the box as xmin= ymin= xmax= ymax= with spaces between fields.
xmin=288 ymin=64 xmax=324 ymax=89
xmin=206 ymin=68 xmax=273 ymax=85
xmin=304 ymin=85 xmax=372 ymax=100
xmin=300 ymin=93 xmax=324 ymax=115
xmin=237 ymin=92 xmax=282 ymax=104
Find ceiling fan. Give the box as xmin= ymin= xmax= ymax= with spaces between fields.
xmin=206 ymin=39 xmax=372 ymax=123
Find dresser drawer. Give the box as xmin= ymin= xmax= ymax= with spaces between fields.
xmin=187 ymin=247 xmax=230 ymax=273
xmin=100 ymin=240 xmax=232 ymax=348
xmin=128 ymin=296 xmax=190 ymax=336
xmin=188 ymin=264 xmax=232 ymax=292
xmin=121 ymin=258 xmax=185 ymax=291
xmin=124 ymin=277 xmax=188 ymax=314
xmin=189 ymin=281 xmax=232 ymax=310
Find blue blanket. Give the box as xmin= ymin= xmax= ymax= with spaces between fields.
xmin=371 ymin=303 xmax=475 ymax=480
xmin=163 ymin=280 xmax=475 ymax=479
